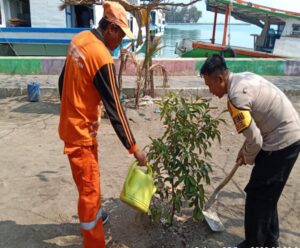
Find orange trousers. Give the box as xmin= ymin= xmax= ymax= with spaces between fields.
xmin=65 ymin=144 xmax=105 ymax=248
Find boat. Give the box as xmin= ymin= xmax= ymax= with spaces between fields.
xmin=149 ymin=6 xmax=166 ymax=38
xmin=0 ymin=0 xmax=143 ymax=56
xmin=133 ymin=0 xmax=165 ymax=56
xmin=175 ymin=0 xmax=300 ymax=58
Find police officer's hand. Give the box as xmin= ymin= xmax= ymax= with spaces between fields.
xmin=134 ymin=149 xmax=147 ymax=166
xmin=236 ymin=150 xmax=246 ymax=166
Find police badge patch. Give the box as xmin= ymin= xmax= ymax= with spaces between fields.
xmin=227 ymin=100 xmax=252 ymax=133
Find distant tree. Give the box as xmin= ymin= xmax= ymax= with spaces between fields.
xmin=188 ymin=6 xmax=201 ymax=23
xmin=165 ymin=6 xmax=179 ymax=23
xmin=165 ymin=5 xmax=201 ymax=23
xmin=180 ymin=6 xmax=188 ymax=22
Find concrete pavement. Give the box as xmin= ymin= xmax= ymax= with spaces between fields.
xmin=0 ymin=74 xmax=300 ymax=247
xmin=1 ymin=74 xmax=300 ymax=99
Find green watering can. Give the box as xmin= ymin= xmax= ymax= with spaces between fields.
xmin=120 ymin=161 xmax=156 ymax=213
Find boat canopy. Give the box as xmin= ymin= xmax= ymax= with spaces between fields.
xmin=206 ymin=0 xmax=300 ymax=28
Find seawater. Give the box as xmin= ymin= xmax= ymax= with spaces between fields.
xmin=158 ymin=23 xmax=262 ymax=58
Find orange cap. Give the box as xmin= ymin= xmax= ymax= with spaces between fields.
xmin=103 ymin=1 xmax=135 ymax=39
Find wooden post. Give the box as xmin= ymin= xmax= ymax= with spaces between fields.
xmin=222 ymin=4 xmax=230 ymax=46
xmin=211 ymin=6 xmax=218 ymax=44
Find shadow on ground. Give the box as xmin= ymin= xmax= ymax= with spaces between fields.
xmin=0 ymin=221 xmax=81 ymax=248
xmin=1 ymin=179 xmax=298 ymax=247
xmin=102 ymin=197 xmax=243 ymax=248
xmin=0 ymin=194 xmax=245 ymax=247
xmin=11 ymin=98 xmax=60 ymax=115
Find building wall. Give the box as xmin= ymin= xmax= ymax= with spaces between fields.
xmin=0 ymin=57 xmax=300 ymax=76
xmin=30 ymin=0 xmax=66 ymax=27
xmin=93 ymin=5 xmax=104 ymax=28
xmin=0 ymin=0 xmax=4 ymax=26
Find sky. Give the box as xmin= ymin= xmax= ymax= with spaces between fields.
xmin=188 ymin=0 xmax=300 ymax=23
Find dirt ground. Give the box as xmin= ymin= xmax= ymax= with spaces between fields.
xmin=0 ymin=94 xmax=299 ymax=248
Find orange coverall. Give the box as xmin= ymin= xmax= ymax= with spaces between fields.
xmin=58 ymin=29 xmax=138 ymax=247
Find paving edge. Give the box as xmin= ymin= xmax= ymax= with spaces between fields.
xmin=1 ymin=86 xmax=300 ymax=100
xmin=1 ymin=57 xmax=300 ymax=76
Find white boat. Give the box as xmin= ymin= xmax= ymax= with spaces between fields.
xmin=0 ymin=0 xmax=143 ymax=56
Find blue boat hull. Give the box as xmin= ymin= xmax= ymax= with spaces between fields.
xmin=0 ymin=27 xmax=134 ymax=57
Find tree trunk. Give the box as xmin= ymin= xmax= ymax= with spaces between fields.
xmin=117 ymin=52 xmax=125 ymax=96
xmin=171 ymin=182 xmax=175 ymax=225
xmin=144 ymin=7 xmax=151 ymax=96
xmin=150 ymin=56 xmax=154 ymax=97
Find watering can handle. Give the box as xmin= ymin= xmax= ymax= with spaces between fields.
xmin=204 ymin=163 xmax=240 ymax=210
xmin=124 ymin=161 xmax=139 ymax=191
xmin=127 ymin=161 xmax=138 ymax=178
xmin=126 ymin=161 xmax=153 ymax=184
xmin=146 ymin=164 xmax=153 ymax=176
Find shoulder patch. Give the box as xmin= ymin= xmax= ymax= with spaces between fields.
xmin=227 ymin=100 xmax=252 ymax=133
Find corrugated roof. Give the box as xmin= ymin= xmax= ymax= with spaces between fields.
xmin=206 ymin=0 xmax=300 ymax=27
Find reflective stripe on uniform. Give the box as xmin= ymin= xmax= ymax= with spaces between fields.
xmin=80 ymin=208 xmax=103 ymax=230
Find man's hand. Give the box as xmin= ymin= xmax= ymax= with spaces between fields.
xmin=88 ymin=120 xmax=100 ymax=138
xmin=134 ymin=149 xmax=147 ymax=166
xmin=236 ymin=149 xmax=246 ymax=166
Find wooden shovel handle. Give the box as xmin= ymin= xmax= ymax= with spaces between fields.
xmin=204 ymin=163 xmax=240 ymax=210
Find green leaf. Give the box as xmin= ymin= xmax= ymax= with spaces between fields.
xmin=146 ymin=93 xmax=222 ymax=225
xmin=188 ymin=176 xmax=196 ymax=187
xmin=193 ymin=206 xmax=203 ymax=221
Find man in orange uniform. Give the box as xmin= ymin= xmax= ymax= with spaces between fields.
xmin=58 ymin=2 xmax=147 ymax=247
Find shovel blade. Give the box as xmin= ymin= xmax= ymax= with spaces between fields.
xmin=203 ymin=209 xmax=225 ymax=232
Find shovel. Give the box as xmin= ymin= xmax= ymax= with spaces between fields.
xmin=202 ymin=163 xmax=240 ymax=231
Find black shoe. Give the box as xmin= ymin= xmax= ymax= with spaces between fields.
xmin=236 ymin=240 xmax=279 ymax=248
xmin=102 ymin=211 xmax=109 ymax=225
xmin=264 ymin=241 xmax=279 ymax=247
xmin=236 ymin=241 xmax=248 ymax=248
